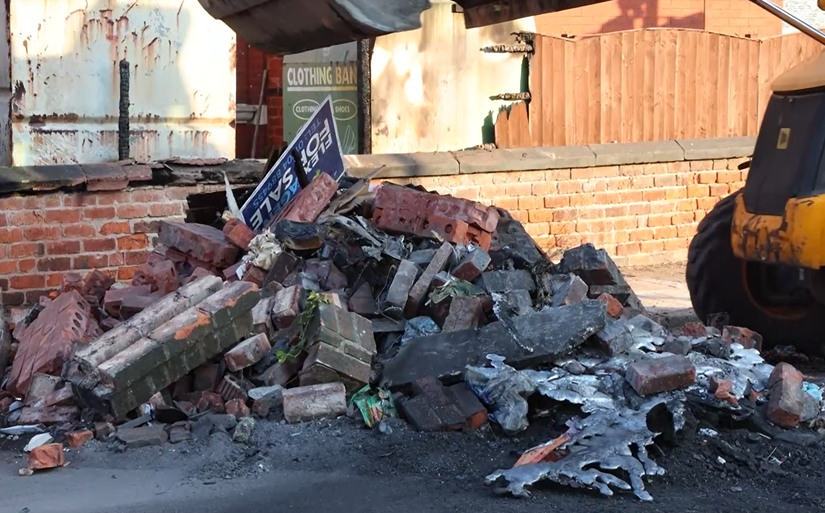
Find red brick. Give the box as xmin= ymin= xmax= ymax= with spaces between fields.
xmin=149 ymin=203 xmax=184 ymax=217
xmin=43 ymin=209 xmax=80 ymax=224
xmin=0 ymin=228 xmax=23 ymax=243
xmin=10 ymin=274 xmax=45 ymax=289
xmin=46 ymin=273 xmax=63 ymax=288
xmin=7 ymin=290 xmax=94 ymax=396
xmin=37 ymin=257 xmax=71 ymax=272
xmin=195 ymin=391 xmax=226 ymax=414
xmin=158 ymin=221 xmax=240 ymax=268
xmin=24 ymin=289 xmax=52 ymax=304
xmin=116 ymin=204 xmax=149 ymax=218
xmin=23 ymin=226 xmax=60 ymax=241
xmin=225 ymin=398 xmax=251 ymax=419
xmin=83 ymin=238 xmax=117 ymax=252
xmin=103 ymin=285 xmax=153 ymax=318
xmin=118 ymin=234 xmax=149 ymax=250
xmin=46 ymin=241 xmax=81 ymax=255
xmin=131 ymin=190 xmax=166 ymax=203
xmin=681 ymin=321 xmax=707 ymax=337
xmin=10 ymin=211 xmax=46 ymax=225
xmin=82 ymin=206 xmax=116 ymax=220
xmin=18 ymin=259 xmax=36 ymax=272
xmin=63 ymin=224 xmax=96 ymax=238
xmin=597 ymin=293 xmax=624 ymax=318
xmin=124 ymin=251 xmax=150 ymax=265
xmin=66 ymin=429 xmax=94 ymax=448
xmin=10 ymin=242 xmax=45 ymax=258
xmin=625 ymin=355 xmax=696 ymax=396
xmin=278 ymin=172 xmax=339 ymax=224
xmin=722 ymin=325 xmax=763 ymax=351
xmin=767 ymin=363 xmax=804 ymax=428
xmin=442 ymin=296 xmax=484 ymax=332
xmin=222 ymin=219 xmax=257 ymax=251
xmin=118 ymin=266 xmax=139 ymax=280
xmin=73 ymin=254 xmax=109 ymax=270
xmin=0 ymin=196 xmax=24 ymax=209
xmin=28 ymin=443 xmax=65 ymax=470
xmin=100 ymin=221 xmax=132 ymax=235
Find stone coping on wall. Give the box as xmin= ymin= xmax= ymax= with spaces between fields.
xmin=343 ymin=136 xmax=756 ymax=179
xmin=0 ymin=137 xmax=755 ymax=196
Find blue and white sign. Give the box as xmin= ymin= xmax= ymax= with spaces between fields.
xmin=241 ymin=95 xmax=345 ymax=231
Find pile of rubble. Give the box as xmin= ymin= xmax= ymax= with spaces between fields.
xmin=0 ymin=171 xmax=822 ymax=501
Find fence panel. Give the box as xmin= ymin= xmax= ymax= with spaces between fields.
xmin=495 ymin=28 xmax=821 ymax=148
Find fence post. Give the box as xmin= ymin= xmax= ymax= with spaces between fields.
xmin=118 ymin=59 xmax=130 ymax=161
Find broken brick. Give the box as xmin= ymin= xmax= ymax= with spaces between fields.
xmin=158 ymin=221 xmax=240 ymax=268
xmin=271 ymin=285 xmax=306 ymax=329
xmin=225 ymin=398 xmax=251 ymax=419
xmin=346 ymin=283 xmax=375 ymax=316
xmin=597 ymin=293 xmax=624 ymax=318
xmin=304 ymin=259 xmax=348 ymax=291
xmin=681 ymin=321 xmax=708 ymax=338
xmin=7 ymin=291 xmax=95 ymax=397
xmin=225 ymin=333 xmax=272 ymax=372
xmin=406 ymin=242 xmax=453 ymax=317
xmin=442 ymin=296 xmax=484 ymax=332
xmin=722 ymin=326 xmax=763 ymax=351
xmin=251 ymin=297 xmax=275 ymax=336
xmin=401 ymin=377 xmax=467 ymax=431
xmin=282 ymin=382 xmax=347 ymax=423
xmin=767 ymin=363 xmax=805 ymax=429
xmin=278 ymin=172 xmax=340 ymax=224
xmin=625 ymin=355 xmax=696 ymax=396
xmin=550 ymin=275 xmax=589 ymax=307
xmin=18 ymin=405 xmax=79 ymax=425
xmin=452 ymin=248 xmax=491 ymax=282
xmin=83 ymin=270 xmax=116 ymax=304
xmin=28 ymin=443 xmax=65 ymax=470
xmin=120 ymin=293 xmax=161 ymax=320
xmin=264 ymin=251 xmax=300 ymax=286
xmin=169 ymin=421 xmax=191 ymax=444
xmin=181 ymin=267 xmax=215 ymax=286
xmin=222 ymin=218 xmax=257 ymax=251
xmin=116 ymin=425 xmax=169 ymax=448
xmin=709 ymin=377 xmax=738 ymax=405
xmin=94 ymin=422 xmax=115 ymax=441
xmin=593 ymin=317 xmax=634 ymax=355
xmin=195 ymin=391 xmax=226 ymax=413
xmin=62 ymin=272 xmax=84 ymax=294
xmin=372 ymin=183 xmax=499 ymax=250
xmin=242 ymin=265 xmax=267 ymax=287
xmin=217 ymin=375 xmax=251 ymax=402
xmin=384 ymin=260 xmax=418 ymax=315
xmin=446 ymin=383 xmax=488 ymax=430
xmin=103 ymin=285 xmax=153 ymax=318
xmin=223 ymin=262 xmax=242 ymax=282
xmin=662 ymin=339 xmax=692 ymax=356
xmin=66 ymin=430 xmax=94 ymax=448
xmin=25 ymin=373 xmax=63 ymax=406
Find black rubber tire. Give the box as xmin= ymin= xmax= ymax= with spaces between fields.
xmin=685 ymin=190 xmax=825 ymax=353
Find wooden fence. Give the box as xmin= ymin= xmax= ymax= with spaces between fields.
xmin=495 ymin=29 xmax=823 ymax=148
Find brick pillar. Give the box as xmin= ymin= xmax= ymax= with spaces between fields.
xmin=266 ymin=55 xmax=284 ymax=151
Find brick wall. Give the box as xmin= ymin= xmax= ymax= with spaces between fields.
xmin=235 ymin=37 xmax=284 ymax=158
xmin=536 ymin=0 xmax=783 ymax=37
xmin=0 ymin=185 xmax=222 ymax=306
xmin=0 ymin=138 xmax=753 ymax=306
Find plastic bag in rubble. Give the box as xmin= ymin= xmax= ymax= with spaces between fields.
xmin=350 ymin=385 xmax=398 ymax=428
xmin=399 ymin=317 xmax=441 ymax=346
xmin=245 ymin=230 xmax=284 ymax=271
xmin=465 ymin=355 xmax=538 ymax=435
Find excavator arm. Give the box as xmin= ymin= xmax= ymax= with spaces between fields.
xmin=197 ymin=0 xmax=612 ymax=55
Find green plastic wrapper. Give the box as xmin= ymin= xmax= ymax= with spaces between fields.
xmin=350 ymin=385 xmax=398 ymax=428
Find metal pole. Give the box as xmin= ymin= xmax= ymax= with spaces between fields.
xmin=356 ymin=39 xmax=372 ymax=154
xmin=118 ymin=60 xmax=130 ymax=160
xmin=748 ymin=0 xmax=825 ymax=46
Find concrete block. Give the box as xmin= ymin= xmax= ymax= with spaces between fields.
xmin=282 ymin=382 xmax=347 ymax=423
xmin=676 ymin=136 xmax=755 ymax=160
xmin=589 ymin=140 xmax=684 ymax=166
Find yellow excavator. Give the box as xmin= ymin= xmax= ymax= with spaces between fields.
xmin=198 ymin=0 xmax=825 ymax=352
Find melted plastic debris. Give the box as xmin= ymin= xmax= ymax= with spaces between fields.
xmin=485 ymin=399 xmax=681 ymax=501
xmin=688 ymin=343 xmax=773 ymax=397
